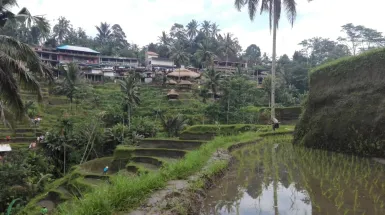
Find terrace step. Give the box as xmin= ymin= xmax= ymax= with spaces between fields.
xmin=126 ymin=162 xmax=160 ymax=174
xmin=131 ymin=148 xmax=187 ymax=159
xmin=131 ymin=156 xmax=164 ymax=167
xmin=139 ymin=139 xmax=204 ymax=150
xmin=0 ymin=137 xmax=37 ymax=143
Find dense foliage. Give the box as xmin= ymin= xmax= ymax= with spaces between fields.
xmin=0 ymin=150 xmax=54 ymax=213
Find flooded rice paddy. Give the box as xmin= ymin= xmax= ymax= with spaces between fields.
xmin=201 ymin=135 xmax=385 ymax=215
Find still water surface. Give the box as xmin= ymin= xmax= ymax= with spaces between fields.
xmin=201 ymin=136 xmax=385 ymax=215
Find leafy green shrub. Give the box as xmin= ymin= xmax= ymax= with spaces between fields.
xmin=131 ymin=117 xmax=158 ymax=138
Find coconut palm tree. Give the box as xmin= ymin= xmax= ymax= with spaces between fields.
xmin=220 ymin=33 xmax=236 ymax=67
xmin=186 ymin=19 xmax=199 ymax=40
xmin=204 ymin=68 xmax=221 ymax=99
xmin=53 ymin=16 xmax=70 ymax=45
xmin=170 ymin=42 xmax=190 ymax=68
xmin=158 ymin=31 xmax=172 ymax=46
xmin=234 ymin=0 xmax=312 ymax=120
xmin=117 ymin=75 xmax=140 ymax=130
xmin=0 ymin=35 xmax=52 ymax=116
xmin=159 ymin=113 xmax=189 ymax=137
xmin=201 ymin=20 xmax=212 ymax=37
xmin=195 ymin=39 xmax=216 ymax=68
xmin=211 ymin=23 xmax=220 ymax=38
xmin=0 ymin=0 xmax=50 ymax=32
xmin=53 ymin=63 xmax=84 ymax=109
xmin=95 ymin=22 xmax=112 ymax=44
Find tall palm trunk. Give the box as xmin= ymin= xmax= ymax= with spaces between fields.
xmin=122 ymin=113 xmax=125 ymax=140
xmin=64 ymin=145 xmax=66 ymax=174
xmin=226 ymin=98 xmax=230 ymax=124
xmin=128 ymin=105 xmax=131 ymax=130
xmin=271 ymin=18 xmax=277 ymax=121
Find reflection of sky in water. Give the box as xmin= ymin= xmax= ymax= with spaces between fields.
xmin=210 ymin=183 xmax=311 ymax=215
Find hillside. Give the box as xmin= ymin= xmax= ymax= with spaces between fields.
xmin=293 ymin=48 xmax=385 ymax=157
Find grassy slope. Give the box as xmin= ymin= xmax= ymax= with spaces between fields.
xmin=294 ymin=48 xmax=385 ymax=157
xmin=55 ymin=127 xmax=293 ymax=215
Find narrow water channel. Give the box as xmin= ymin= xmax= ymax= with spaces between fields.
xmin=201 ymin=135 xmax=385 ymax=215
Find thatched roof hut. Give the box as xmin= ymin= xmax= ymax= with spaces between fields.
xmin=178 ymin=80 xmax=193 ymax=89
xmin=166 ymin=79 xmax=177 ymax=85
xmin=167 ymin=89 xmax=179 ymax=100
xmin=167 ymin=68 xmax=200 ymax=79
xmin=179 ymin=80 xmax=193 ymax=85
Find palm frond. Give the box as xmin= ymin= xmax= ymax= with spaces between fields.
xmin=0 ymin=35 xmax=53 ymax=80
xmin=283 ymin=0 xmax=297 ymax=26
xmin=0 ymin=52 xmax=41 ymax=115
xmin=234 ymin=0 xmax=246 ymax=11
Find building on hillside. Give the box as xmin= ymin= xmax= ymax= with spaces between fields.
xmin=34 ymin=45 xmax=100 ymax=66
xmin=145 ymin=51 xmax=175 ymax=71
xmin=34 ymin=45 xmax=140 ymax=69
xmin=213 ymin=60 xmax=247 ymax=73
xmin=100 ymin=56 xmax=139 ymax=67
xmin=250 ymin=65 xmax=270 ymax=85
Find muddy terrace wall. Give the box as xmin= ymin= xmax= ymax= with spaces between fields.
xmin=294 ymin=48 xmax=385 ymax=157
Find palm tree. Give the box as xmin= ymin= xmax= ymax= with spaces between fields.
xmin=159 ymin=113 xmax=189 ymax=137
xmin=53 ymin=16 xmax=70 ymax=45
xmin=220 ymin=33 xmax=236 ymax=67
xmin=170 ymin=42 xmax=190 ymax=68
xmin=95 ymin=22 xmax=112 ymax=44
xmin=0 ymin=35 xmax=52 ymax=116
xmin=117 ymin=75 xmax=140 ymax=130
xmin=186 ymin=19 xmax=199 ymax=40
xmin=234 ymin=0 xmax=312 ymax=120
xmin=195 ymin=39 xmax=216 ymax=68
xmin=204 ymin=68 xmax=221 ymax=99
xmin=53 ymin=63 xmax=84 ymax=110
xmin=201 ymin=20 xmax=212 ymax=37
xmin=158 ymin=31 xmax=172 ymax=47
xmin=211 ymin=23 xmax=220 ymax=38
xmin=0 ymin=0 xmax=50 ymax=31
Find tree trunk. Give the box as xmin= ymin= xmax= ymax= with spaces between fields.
xmin=226 ymin=98 xmax=229 ymax=124
xmin=128 ymin=105 xmax=131 ymax=130
xmin=64 ymin=145 xmax=66 ymax=174
xmin=271 ymin=18 xmax=277 ymax=121
xmin=226 ymin=50 xmax=228 ymax=67
xmin=122 ymin=112 xmax=125 ymax=141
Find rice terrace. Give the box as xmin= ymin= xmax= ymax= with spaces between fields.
xmin=1 ymin=0 xmax=385 ymax=215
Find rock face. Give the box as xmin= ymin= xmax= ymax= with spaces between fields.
xmin=294 ymin=48 xmax=385 ymax=157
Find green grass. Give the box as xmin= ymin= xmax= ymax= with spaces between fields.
xmin=55 ymin=132 xmax=265 ymax=215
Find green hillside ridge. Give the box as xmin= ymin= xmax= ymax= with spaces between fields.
xmin=294 ymin=48 xmax=385 ymax=157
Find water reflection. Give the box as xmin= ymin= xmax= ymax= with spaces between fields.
xmin=206 ymin=183 xmax=311 ymax=215
xmin=201 ymin=135 xmax=385 ymax=215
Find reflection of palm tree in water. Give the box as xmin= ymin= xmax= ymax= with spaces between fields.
xmin=272 ymin=146 xmax=279 ymax=215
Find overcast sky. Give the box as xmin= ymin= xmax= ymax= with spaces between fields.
xmin=14 ymin=0 xmax=384 ymax=57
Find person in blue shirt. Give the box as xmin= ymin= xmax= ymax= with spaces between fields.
xmin=103 ymin=166 xmax=109 ymax=175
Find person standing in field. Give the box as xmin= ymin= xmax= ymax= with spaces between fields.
xmin=103 ymin=166 xmax=109 ymax=175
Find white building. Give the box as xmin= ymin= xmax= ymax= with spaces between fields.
xmin=145 ymin=51 xmax=175 ymax=70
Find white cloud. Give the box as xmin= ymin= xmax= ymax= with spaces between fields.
xmin=13 ymin=0 xmax=385 ymax=56
xmin=14 ymin=0 xmax=206 ymax=45
xmin=226 ymin=0 xmax=385 ymax=56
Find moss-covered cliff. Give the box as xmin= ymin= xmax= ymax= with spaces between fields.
xmin=294 ymin=48 xmax=385 ymax=157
